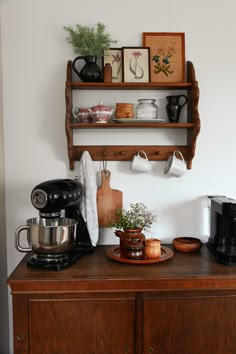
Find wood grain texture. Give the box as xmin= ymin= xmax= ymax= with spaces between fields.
xmin=97 ymin=170 xmax=123 ymax=227
xmin=29 ymin=296 xmax=135 ymax=354
xmin=7 ymin=245 xmax=236 ymax=354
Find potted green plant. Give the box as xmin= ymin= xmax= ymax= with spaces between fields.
xmin=64 ymin=22 xmax=117 ymax=82
xmin=108 ymin=202 xmax=157 ymax=233
xmin=108 ymin=202 xmax=158 ymax=257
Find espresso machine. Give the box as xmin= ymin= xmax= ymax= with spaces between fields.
xmin=15 ymin=179 xmax=94 ymax=270
xmin=207 ymin=196 xmax=236 ymax=265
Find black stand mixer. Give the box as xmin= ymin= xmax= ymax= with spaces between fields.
xmin=15 ymin=179 xmax=94 ymax=270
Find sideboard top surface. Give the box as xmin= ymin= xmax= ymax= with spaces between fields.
xmin=7 ymin=245 xmax=236 ymax=293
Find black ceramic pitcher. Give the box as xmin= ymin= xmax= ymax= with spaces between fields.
xmin=166 ymin=95 xmax=187 ymax=123
xmin=72 ymin=55 xmax=102 ymax=82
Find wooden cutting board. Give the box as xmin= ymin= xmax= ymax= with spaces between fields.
xmin=97 ymin=170 xmax=123 ymax=227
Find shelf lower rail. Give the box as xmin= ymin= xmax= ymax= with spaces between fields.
xmin=68 ymin=145 xmax=194 ymax=170
xmin=70 ymin=122 xmax=194 ymax=129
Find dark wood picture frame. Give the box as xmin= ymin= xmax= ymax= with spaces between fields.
xmin=122 ymin=47 xmax=150 ymax=83
xmin=142 ymin=32 xmax=185 ymax=83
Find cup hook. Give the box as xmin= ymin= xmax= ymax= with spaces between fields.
xmin=102 ymin=151 xmax=108 ymax=176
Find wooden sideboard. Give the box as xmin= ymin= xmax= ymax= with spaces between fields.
xmin=7 ymin=245 xmax=236 ymax=354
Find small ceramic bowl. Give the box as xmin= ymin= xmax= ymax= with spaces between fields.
xmin=172 ymin=237 xmax=202 ymax=253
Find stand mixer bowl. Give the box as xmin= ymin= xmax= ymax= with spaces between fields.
xmin=15 ymin=217 xmax=78 ymax=255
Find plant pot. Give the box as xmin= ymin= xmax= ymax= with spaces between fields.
xmin=115 ymin=229 xmax=145 ymax=258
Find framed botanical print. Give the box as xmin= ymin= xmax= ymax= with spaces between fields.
xmin=142 ymin=32 xmax=185 ymax=83
xmin=122 ymin=47 xmax=150 ymax=83
xmin=103 ymin=48 xmax=122 ymax=83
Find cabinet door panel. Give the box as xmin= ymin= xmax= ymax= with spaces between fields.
xmin=143 ymin=294 xmax=236 ymax=354
xmin=29 ymin=297 xmax=135 ymax=354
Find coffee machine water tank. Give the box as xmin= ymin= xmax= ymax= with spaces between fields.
xmin=207 ymin=196 xmax=236 ymax=265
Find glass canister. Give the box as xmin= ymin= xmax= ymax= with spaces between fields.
xmin=136 ymin=99 xmax=158 ymax=120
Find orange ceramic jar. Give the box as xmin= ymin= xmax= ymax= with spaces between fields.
xmin=115 ymin=103 xmax=134 ymax=119
xmin=144 ymin=238 xmax=161 ymax=259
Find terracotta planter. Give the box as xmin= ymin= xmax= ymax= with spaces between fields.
xmin=115 ymin=229 xmax=145 ymax=258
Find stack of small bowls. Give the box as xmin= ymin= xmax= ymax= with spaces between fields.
xmin=115 ymin=103 xmax=135 ymax=119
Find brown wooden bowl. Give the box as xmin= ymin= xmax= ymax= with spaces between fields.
xmin=172 ymin=237 xmax=202 ymax=253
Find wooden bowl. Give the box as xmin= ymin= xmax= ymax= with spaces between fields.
xmin=172 ymin=237 xmax=202 ymax=253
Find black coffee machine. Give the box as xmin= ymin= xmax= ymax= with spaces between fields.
xmin=29 ymin=178 xmax=94 ymax=270
xmin=207 ymin=197 xmax=236 ymax=265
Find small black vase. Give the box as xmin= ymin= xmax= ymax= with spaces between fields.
xmin=72 ymin=55 xmax=102 ymax=82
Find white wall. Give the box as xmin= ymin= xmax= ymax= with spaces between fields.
xmin=0 ymin=5 xmax=9 ymax=353
xmin=1 ymin=0 xmax=236 ymax=353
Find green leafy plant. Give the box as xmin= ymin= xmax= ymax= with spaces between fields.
xmin=63 ymin=22 xmax=117 ymax=57
xmin=108 ymin=202 xmax=157 ymax=232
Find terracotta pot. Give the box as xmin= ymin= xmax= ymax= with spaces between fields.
xmin=115 ymin=229 xmax=145 ymax=258
xmin=125 ymin=238 xmax=144 ymax=260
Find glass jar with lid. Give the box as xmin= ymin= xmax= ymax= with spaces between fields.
xmin=135 ymin=99 xmax=158 ymax=120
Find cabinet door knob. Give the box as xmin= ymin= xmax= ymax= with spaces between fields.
xmin=16 ymin=333 xmax=25 ymax=342
xmin=148 ymin=347 xmax=154 ymax=353
xmin=124 ymin=347 xmax=130 ymax=353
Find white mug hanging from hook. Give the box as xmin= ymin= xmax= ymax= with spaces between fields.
xmin=130 ymin=150 xmax=152 ymax=173
xmin=164 ymin=150 xmax=187 ymax=177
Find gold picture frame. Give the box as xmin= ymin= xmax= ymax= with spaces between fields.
xmin=142 ymin=32 xmax=185 ymax=83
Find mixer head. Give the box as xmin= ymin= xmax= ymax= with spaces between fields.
xmin=31 ymin=179 xmax=83 ymax=217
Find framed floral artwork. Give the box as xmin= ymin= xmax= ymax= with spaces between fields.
xmin=142 ymin=32 xmax=185 ymax=83
xmin=103 ymin=48 xmax=122 ymax=83
xmin=122 ymin=47 xmax=150 ymax=83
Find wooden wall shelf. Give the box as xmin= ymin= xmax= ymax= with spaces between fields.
xmin=70 ymin=145 xmax=192 ymax=163
xmin=65 ymin=61 xmax=200 ymax=170
xmin=70 ymin=122 xmax=195 ymax=129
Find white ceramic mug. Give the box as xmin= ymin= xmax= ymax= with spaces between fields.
xmin=130 ymin=150 xmax=151 ymax=173
xmin=164 ymin=150 xmax=187 ymax=177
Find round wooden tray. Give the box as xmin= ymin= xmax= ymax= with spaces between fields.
xmin=106 ymin=245 xmax=174 ymax=264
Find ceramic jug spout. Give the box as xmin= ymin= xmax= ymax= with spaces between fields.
xmin=115 ymin=230 xmax=123 ymax=238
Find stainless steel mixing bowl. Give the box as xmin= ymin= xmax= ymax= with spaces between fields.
xmin=15 ymin=217 xmax=77 ymax=255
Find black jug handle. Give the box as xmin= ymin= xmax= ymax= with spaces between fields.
xmin=177 ymin=95 xmax=188 ymax=108
xmin=72 ymin=56 xmax=87 ymax=79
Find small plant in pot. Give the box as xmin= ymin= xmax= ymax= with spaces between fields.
xmin=108 ymin=202 xmax=157 ymax=232
xmin=64 ymin=22 xmax=117 ymax=82
xmin=108 ymin=202 xmax=158 ymax=257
